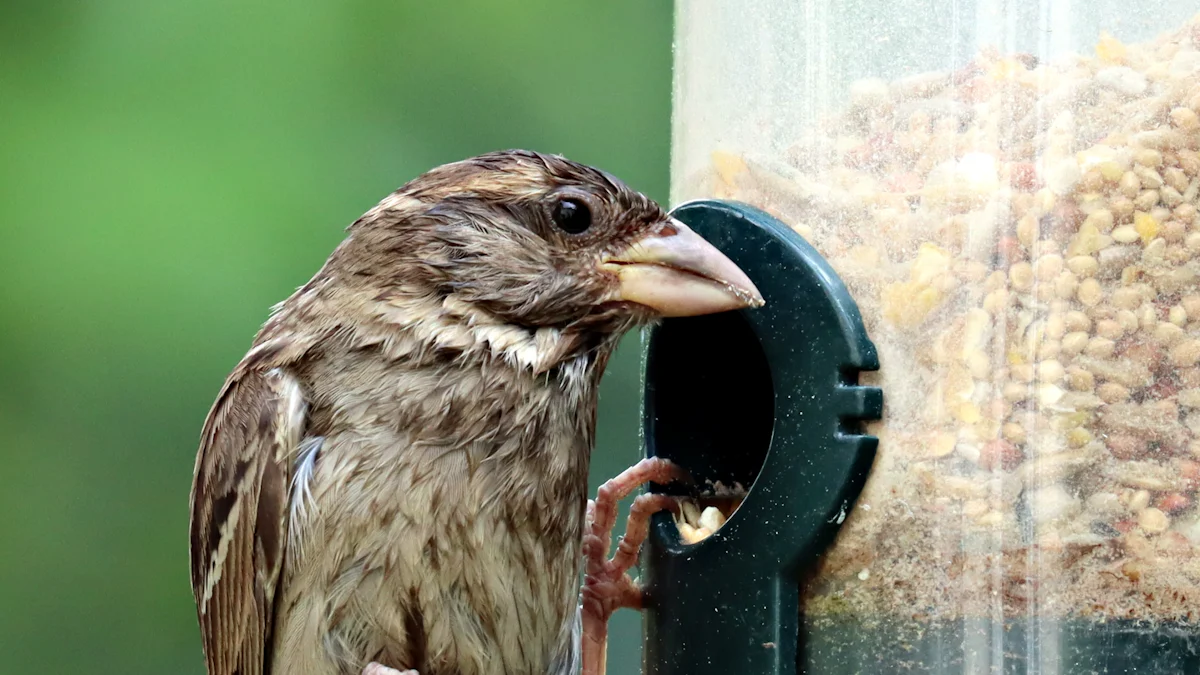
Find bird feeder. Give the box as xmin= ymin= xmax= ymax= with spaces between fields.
xmin=643 ymin=2 xmax=1200 ymax=673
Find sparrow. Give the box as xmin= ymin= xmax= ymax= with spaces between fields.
xmin=188 ymin=149 xmax=763 ymax=675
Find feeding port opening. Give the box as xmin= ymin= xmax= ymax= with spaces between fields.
xmin=644 ymin=310 xmax=774 ymax=500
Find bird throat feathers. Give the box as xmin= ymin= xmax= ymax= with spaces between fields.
xmin=253 ymin=275 xmax=625 ymax=410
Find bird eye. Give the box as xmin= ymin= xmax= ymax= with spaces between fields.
xmin=551 ymin=197 xmax=592 ymax=235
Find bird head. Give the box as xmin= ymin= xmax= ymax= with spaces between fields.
xmin=331 ymin=150 xmax=763 ymax=374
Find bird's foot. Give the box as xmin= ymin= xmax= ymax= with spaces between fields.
xmin=581 ymin=457 xmax=689 ymax=675
xmin=362 ymin=664 xmax=418 ymax=675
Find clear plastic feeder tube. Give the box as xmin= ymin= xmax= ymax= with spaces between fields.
xmin=672 ymin=1 xmax=1200 ymax=672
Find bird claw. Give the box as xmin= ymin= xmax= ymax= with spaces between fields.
xmin=581 ymin=457 xmax=688 ymax=675
xmin=362 ymin=664 xmax=419 ymax=675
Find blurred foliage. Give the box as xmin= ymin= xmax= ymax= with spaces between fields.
xmin=0 ymin=2 xmax=672 ymax=673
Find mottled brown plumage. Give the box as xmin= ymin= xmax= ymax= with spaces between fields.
xmin=189 ymin=150 xmax=761 ymax=675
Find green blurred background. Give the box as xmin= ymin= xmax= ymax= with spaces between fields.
xmin=0 ymin=2 xmax=672 ymax=673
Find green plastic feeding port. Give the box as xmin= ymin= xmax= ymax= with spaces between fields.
xmin=640 ymin=199 xmax=883 ymax=675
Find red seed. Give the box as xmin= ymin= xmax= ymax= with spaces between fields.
xmin=978 ymin=439 xmax=1024 ymax=471
xmin=1156 ymin=493 xmax=1191 ymax=514
xmin=996 ymin=236 xmax=1026 ymax=263
xmin=956 ymin=77 xmax=993 ymax=104
xmin=883 ymin=171 xmax=923 ymax=193
xmin=1121 ymin=342 xmax=1166 ymax=371
xmin=1177 ymin=459 xmax=1200 ymax=489
xmin=950 ymin=62 xmax=983 ymax=85
xmin=844 ymin=144 xmax=873 ymax=170
xmin=1157 ymin=531 xmax=1192 ymax=556
xmin=1146 ymin=377 xmax=1180 ymax=400
xmin=1113 ymin=519 xmax=1136 ymax=534
xmin=1009 ymin=162 xmax=1041 ymax=190
xmin=1106 ymin=434 xmax=1145 ymax=460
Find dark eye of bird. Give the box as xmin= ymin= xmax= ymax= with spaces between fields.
xmin=551 ymin=197 xmax=592 ymax=235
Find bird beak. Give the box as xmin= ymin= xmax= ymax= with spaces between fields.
xmin=600 ymin=219 xmax=765 ymax=317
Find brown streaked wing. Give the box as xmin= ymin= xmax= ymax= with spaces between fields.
xmin=189 ymin=367 xmax=306 ymax=675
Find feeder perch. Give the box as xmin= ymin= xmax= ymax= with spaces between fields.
xmin=640 ymin=199 xmax=883 ymax=675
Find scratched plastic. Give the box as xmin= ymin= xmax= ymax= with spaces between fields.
xmin=672 ymin=1 xmax=1200 ymax=672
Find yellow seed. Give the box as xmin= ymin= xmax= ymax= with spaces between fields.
xmin=1003 ymin=381 xmax=1029 ymax=401
xmin=985 ymin=270 xmax=1008 ymax=292
xmin=1162 ymin=186 xmax=1184 ymax=208
xmin=1180 ymin=149 xmax=1200 ymax=175
xmin=1110 ymin=287 xmax=1142 ymax=310
xmin=964 ymin=499 xmax=989 ymax=518
xmin=1138 ymin=507 xmax=1170 ymax=534
xmin=1134 ymin=190 xmax=1160 ymax=211
xmin=712 ymin=150 xmax=748 ymax=187
xmin=1129 ymin=490 xmax=1152 ymax=513
xmin=1098 ymin=160 xmax=1124 ymax=182
xmin=1053 ymin=271 xmax=1078 ymax=300
xmin=1095 ymin=319 xmax=1125 ymax=340
xmin=1116 ymin=309 xmax=1139 ymax=334
xmin=1067 ymin=255 xmax=1099 ymax=277
xmin=1009 ymin=262 xmax=1034 ymax=292
xmin=955 ymin=260 xmax=989 ymax=282
xmin=1037 ymin=384 xmax=1065 ymax=406
xmin=1034 ymin=253 xmax=1064 ymax=281
xmin=1154 ymin=322 xmax=1185 ymax=346
xmin=1098 ymin=382 xmax=1131 ymax=403
xmin=1066 ymin=366 xmax=1094 ymax=392
xmin=1064 ymin=310 xmax=1092 ymax=332
xmin=1045 ymin=313 xmax=1066 ymax=340
xmin=1077 ymin=278 xmax=1103 ymax=306
xmin=983 ymin=289 xmax=1009 ymax=315
xmin=1171 ymin=107 xmax=1200 ymax=131
xmin=924 ymin=432 xmax=958 ymax=459
xmin=1162 ymin=220 xmax=1187 ymax=243
xmin=1017 ymin=213 xmax=1038 ymax=248
xmin=1182 ymin=295 xmax=1200 ymax=319
xmin=1068 ymin=221 xmax=1112 ymax=256
xmin=699 ymin=506 xmax=726 ymax=532
xmin=1111 ymin=197 xmax=1135 ymax=221
xmin=882 ymin=282 xmax=943 ymax=327
xmin=1037 ymin=360 xmax=1065 ymax=382
xmin=1119 ymin=171 xmax=1141 ymax=198
xmin=1170 ymin=340 xmax=1200 ymax=367
xmin=957 ymin=402 xmax=982 ymax=424
xmin=1011 ymin=363 xmax=1034 ymax=382
xmin=1067 ymin=427 xmax=1092 ymax=448
xmin=966 ymin=350 xmax=991 ymax=379
xmin=1061 ymin=332 xmax=1090 ymax=356
xmin=1187 ymin=232 xmax=1200 ymax=253
xmin=1083 ymin=209 xmax=1115 ymax=233
xmin=1080 ymin=172 xmax=1105 ymax=194
xmin=976 ymin=511 xmax=1005 ymax=527
xmin=1096 ymin=31 xmax=1127 ymax=63
xmin=1003 ymin=422 xmax=1026 ymax=444
xmin=1170 ymin=305 xmax=1187 ymax=327
xmin=1137 ymin=304 xmax=1157 ymax=331
xmin=1135 ymin=148 xmax=1164 ymax=168
xmin=1164 ymin=167 xmax=1189 ymax=193
xmin=1112 ymin=224 xmax=1140 ymax=244
xmin=1085 ymin=337 xmax=1116 ymax=358
xmin=1135 ymin=166 xmax=1164 ymax=189
xmin=911 ymin=243 xmax=953 ymax=285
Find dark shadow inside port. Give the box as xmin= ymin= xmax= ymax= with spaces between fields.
xmin=644 ymin=311 xmax=774 ymax=495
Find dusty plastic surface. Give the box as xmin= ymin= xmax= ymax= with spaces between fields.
xmin=671 ymin=1 xmax=1200 ymax=672
xmin=640 ymin=200 xmax=882 ymax=675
